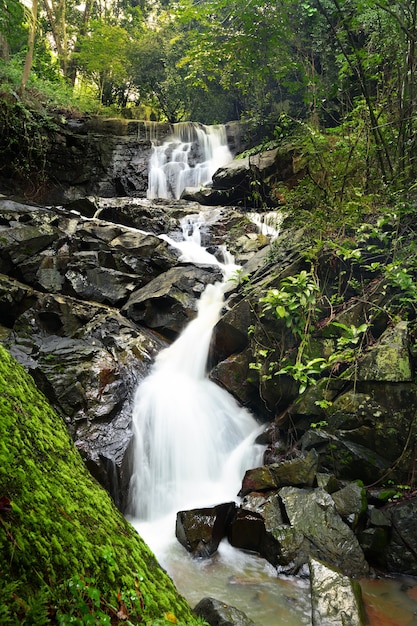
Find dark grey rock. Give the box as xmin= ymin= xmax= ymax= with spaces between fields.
xmin=193 ymin=597 xmax=256 ymax=626
xmin=238 ymin=449 xmax=318 ymax=496
xmin=175 ymin=502 xmax=236 ymax=558
xmin=279 ymin=487 xmax=369 ymax=577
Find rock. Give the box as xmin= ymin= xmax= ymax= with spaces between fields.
xmin=0 ymin=200 xmax=180 ymax=303
xmin=209 ymin=349 xmax=260 ymax=411
xmin=238 ymin=449 xmax=318 ymax=496
xmin=44 ymin=119 xmax=172 ymax=203
xmin=383 ymin=496 xmax=417 ymax=575
xmin=193 ymin=597 xmax=256 ymax=626
xmin=1 ymin=285 xmax=166 ymax=510
xmin=300 ymin=381 xmax=417 ymax=484
xmin=330 ymin=481 xmax=367 ymax=523
xmin=122 ymin=264 xmax=223 ymax=338
xmin=309 ymin=558 xmax=367 ymax=626
xmin=211 ymin=299 xmax=252 ymax=362
xmin=279 ymin=487 xmax=369 ymax=577
xmin=208 ymin=158 xmax=268 ymax=207
xmin=355 ymin=321 xmax=412 ymax=382
xmin=175 ymin=502 xmax=236 ymax=558
xmin=228 ymin=492 xmax=305 ymax=570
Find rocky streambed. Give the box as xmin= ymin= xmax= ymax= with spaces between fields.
xmin=1 ymin=194 xmax=417 ymax=625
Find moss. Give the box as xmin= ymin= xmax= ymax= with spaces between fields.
xmin=0 ymin=344 xmax=198 ymax=624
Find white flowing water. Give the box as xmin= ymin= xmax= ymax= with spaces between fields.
xmin=127 ymin=212 xmax=312 ymax=625
xmin=128 ymin=213 xmax=261 ymax=522
xmin=147 ymin=122 xmax=233 ymax=200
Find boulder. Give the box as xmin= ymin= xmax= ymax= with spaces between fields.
xmin=0 ymin=200 xmax=180 ymax=304
xmin=279 ymin=487 xmax=369 ymax=577
xmin=383 ymin=496 xmax=417 ymax=575
xmin=355 ymin=321 xmax=412 ymax=382
xmin=299 ymin=381 xmax=417 ymax=484
xmin=193 ymin=597 xmax=255 ymax=626
xmin=209 ymin=349 xmax=261 ymax=411
xmin=122 ymin=264 xmax=223 ymax=338
xmin=330 ymin=481 xmax=367 ymax=524
xmin=175 ymin=502 xmax=236 ymax=558
xmin=309 ymin=558 xmax=367 ymax=626
xmin=238 ymin=449 xmax=318 ymax=496
xmin=228 ymin=492 xmax=305 ymax=570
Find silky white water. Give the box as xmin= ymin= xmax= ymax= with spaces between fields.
xmin=147 ymin=122 xmax=233 ymax=200
xmin=128 ymin=212 xmax=261 ymax=521
xmin=127 ymin=211 xmax=313 ymax=625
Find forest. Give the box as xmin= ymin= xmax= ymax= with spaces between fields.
xmin=2 ymin=0 xmax=417 ymax=194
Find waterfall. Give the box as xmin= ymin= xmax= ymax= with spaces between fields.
xmin=147 ymin=122 xmax=233 ymax=200
xmin=248 ymin=210 xmax=284 ymax=240
xmin=128 ymin=212 xmax=261 ymax=524
xmin=126 ymin=211 xmax=312 ymax=626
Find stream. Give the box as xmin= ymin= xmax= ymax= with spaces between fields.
xmin=127 ymin=209 xmax=312 ymax=626
xmin=126 ymin=124 xmax=417 ymax=625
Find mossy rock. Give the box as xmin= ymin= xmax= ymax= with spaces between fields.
xmin=0 ymin=344 xmax=198 ymax=624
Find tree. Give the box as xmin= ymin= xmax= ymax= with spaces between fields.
xmin=172 ymin=0 xmax=305 ymax=132
xmin=0 ymin=0 xmax=26 ymax=60
xmin=129 ymin=23 xmax=191 ymax=122
xmin=75 ymin=20 xmax=130 ymax=106
xmin=19 ymin=0 xmax=39 ymax=94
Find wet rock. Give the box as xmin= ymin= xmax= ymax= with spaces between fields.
xmin=238 ymin=449 xmax=318 ymax=497
xmin=209 ymin=349 xmax=260 ymax=410
xmin=176 ymin=502 xmax=236 ymax=558
xmin=300 ymin=381 xmax=417 ymax=484
xmin=330 ymin=481 xmax=367 ymax=524
xmin=211 ymin=299 xmax=252 ymax=362
xmin=279 ymin=487 xmax=369 ymax=577
xmin=383 ymin=496 xmax=417 ymax=575
xmin=227 ymin=492 xmax=304 ymax=570
xmin=122 ymin=264 xmax=223 ymax=338
xmin=1 ymin=286 xmax=166 ymax=510
xmin=309 ymin=558 xmax=367 ymax=626
xmin=193 ymin=597 xmax=256 ymax=626
xmin=0 ymin=200 xmax=180 ymax=302
xmin=44 ymin=119 xmax=172 ymax=203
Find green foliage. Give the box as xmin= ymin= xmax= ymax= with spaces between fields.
xmin=76 ymin=21 xmax=130 ymax=106
xmin=249 ymin=265 xmax=373 ymax=394
xmin=0 ymin=90 xmax=53 ymax=191
xmin=0 ymin=345 xmax=200 ymax=624
xmin=260 ymin=270 xmax=320 ymax=340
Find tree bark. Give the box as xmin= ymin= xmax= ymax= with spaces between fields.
xmin=19 ymin=0 xmax=39 ymax=94
xmin=0 ymin=32 xmax=10 ymax=61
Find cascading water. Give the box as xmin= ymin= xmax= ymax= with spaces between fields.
xmin=127 ymin=210 xmax=312 ymax=626
xmin=147 ymin=122 xmax=233 ymax=200
xmin=128 ymin=212 xmax=262 ymax=523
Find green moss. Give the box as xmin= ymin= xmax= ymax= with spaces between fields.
xmin=0 ymin=345 xmax=198 ymax=624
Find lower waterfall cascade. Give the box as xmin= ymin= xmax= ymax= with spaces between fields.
xmin=147 ymin=122 xmax=233 ymax=200
xmin=127 ymin=210 xmax=262 ymax=522
xmin=127 ymin=209 xmax=312 ymax=626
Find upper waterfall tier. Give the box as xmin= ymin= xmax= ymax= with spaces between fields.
xmin=147 ymin=122 xmax=233 ymax=200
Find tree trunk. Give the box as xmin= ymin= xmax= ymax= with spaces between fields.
xmin=19 ymin=0 xmax=39 ymax=94
xmin=0 ymin=32 xmax=10 ymax=61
